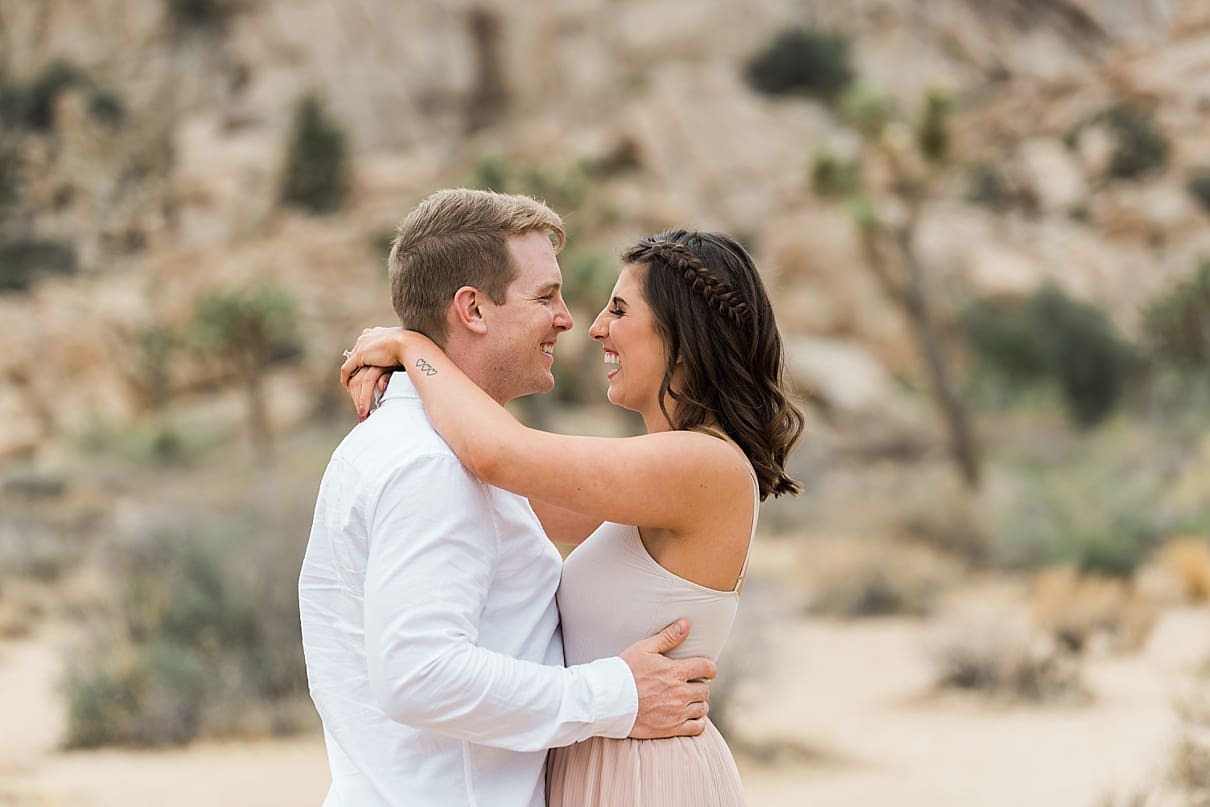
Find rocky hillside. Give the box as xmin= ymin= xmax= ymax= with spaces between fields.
xmin=2 ymin=0 xmax=1209 ymax=459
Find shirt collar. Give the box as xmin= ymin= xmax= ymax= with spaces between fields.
xmin=381 ymin=372 xmax=420 ymax=401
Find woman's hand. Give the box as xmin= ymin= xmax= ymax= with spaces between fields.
xmin=345 ymin=366 xmax=391 ymax=421
xmin=340 ymin=327 xmax=410 ymax=420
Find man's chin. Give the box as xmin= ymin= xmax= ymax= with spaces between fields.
xmin=515 ymin=374 xmax=555 ymax=399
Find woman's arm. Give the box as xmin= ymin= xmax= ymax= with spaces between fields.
xmin=528 ymin=499 xmax=602 ymax=547
xmin=341 ymin=329 xmax=751 ymax=533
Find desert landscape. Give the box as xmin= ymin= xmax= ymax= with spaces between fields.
xmin=2 ymin=0 xmax=1210 ymax=804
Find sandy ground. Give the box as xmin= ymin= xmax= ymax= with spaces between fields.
xmin=736 ymin=610 xmax=1208 ymax=806
xmin=1 ymin=601 xmax=1207 ymax=806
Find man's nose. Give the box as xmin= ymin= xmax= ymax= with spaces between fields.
xmin=554 ymin=298 xmax=574 ymax=332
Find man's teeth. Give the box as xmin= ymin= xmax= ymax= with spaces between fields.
xmin=604 ymin=352 xmax=619 ymax=365
xmin=541 ymin=345 xmax=554 ymax=355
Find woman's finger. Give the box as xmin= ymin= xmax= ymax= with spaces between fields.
xmin=358 ymin=368 xmax=385 ymax=419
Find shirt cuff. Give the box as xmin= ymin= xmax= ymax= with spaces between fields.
xmin=581 ymin=656 xmax=639 ymax=739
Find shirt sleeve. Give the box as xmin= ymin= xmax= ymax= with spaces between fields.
xmin=364 ymin=452 xmax=638 ymax=752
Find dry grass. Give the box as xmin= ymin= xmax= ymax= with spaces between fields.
xmin=1031 ymin=566 xmax=1158 ymax=654
xmin=0 ymin=578 xmax=47 ymax=639
xmin=1169 ymin=735 xmax=1210 ymax=806
xmin=1158 ymin=537 xmax=1210 ymax=603
xmin=800 ymin=536 xmax=961 ymax=618
xmin=929 ymin=608 xmax=1088 ymax=704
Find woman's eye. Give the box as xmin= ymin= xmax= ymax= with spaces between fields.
xmin=609 ymin=307 xmax=625 ymax=316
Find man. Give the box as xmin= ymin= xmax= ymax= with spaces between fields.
xmin=299 ymin=188 xmax=715 ymax=807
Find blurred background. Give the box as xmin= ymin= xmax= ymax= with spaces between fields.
xmin=1 ymin=0 xmax=1210 ymax=804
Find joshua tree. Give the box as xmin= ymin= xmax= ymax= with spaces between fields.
xmin=823 ymin=87 xmax=981 ymax=488
xmin=189 ymin=283 xmax=302 ymax=460
xmin=748 ymin=27 xmax=981 ymax=487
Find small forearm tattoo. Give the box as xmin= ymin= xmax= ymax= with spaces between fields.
xmin=415 ymin=357 xmax=438 ymax=376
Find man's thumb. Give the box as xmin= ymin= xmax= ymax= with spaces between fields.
xmin=646 ymin=619 xmax=689 ymax=654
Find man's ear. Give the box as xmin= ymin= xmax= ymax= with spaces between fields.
xmin=450 ymin=286 xmax=490 ymax=335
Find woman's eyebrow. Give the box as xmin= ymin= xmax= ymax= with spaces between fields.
xmin=612 ymin=296 xmax=627 ymax=307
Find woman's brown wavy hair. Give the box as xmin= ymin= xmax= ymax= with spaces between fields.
xmin=621 ymin=229 xmax=805 ymax=500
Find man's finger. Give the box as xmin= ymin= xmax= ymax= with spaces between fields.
xmin=685 ymin=682 xmax=711 ymax=703
xmin=678 ymin=717 xmax=707 ymax=737
xmin=638 ymin=619 xmax=689 ymax=656
xmin=676 ymin=658 xmax=717 ymax=683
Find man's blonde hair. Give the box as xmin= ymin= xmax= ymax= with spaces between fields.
xmin=388 ymin=188 xmax=566 ymax=343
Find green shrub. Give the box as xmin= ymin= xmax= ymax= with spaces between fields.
xmin=164 ymin=0 xmax=238 ymax=29
xmin=78 ymin=418 xmax=219 ymax=468
xmin=0 ymin=79 xmax=25 ymax=128
xmin=0 ymin=237 xmax=78 ymax=293
xmin=839 ymin=84 xmax=892 ymax=139
xmin=1037 ymin=289 xmax=1139 ymax=426
xmin=809 ymin=150 xmax=859 ymax=198
xmin=965 ymin=163 xmax=1010 ymax=209
xmin=63 ymin=659 xmax=142 ymax=748
xmin=0 ymin=60 xmax=126 ymax=131
xmin=559 ymin=249 xmax=616 ymax=312
xmin=1098 ymin=104 xmax=1169 ymax=181
xmin=916 ymin=91 xmax=951 ymax=163
xmin=280 ymin=94 xmax=349 ymax=214
xmin=1144 ymin=261 xmax=1210 ymax=370
xmin=0 ymin=518 xmax=80 ymax=582
xmin=63 ymin=502 xmax=311 ymax=748
xmin=1187 ymin=169 xmax=1210 ymax=214
xmin=465 ymin=154 xmax=594 ymax=213
xmin=964 ymin=286 xmax=1139 ymax=426
xmin=0 ymin=140 xmax=19 ymax=210
xmin=992 ymin=442 xmax=1161 ymax=578
xmin=744 ymin=27 xmax=854 ymax=101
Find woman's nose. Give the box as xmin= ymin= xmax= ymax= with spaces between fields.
xmin=589 ymin=310 xmax=607 ymax=340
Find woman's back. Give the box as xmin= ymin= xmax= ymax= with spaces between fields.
xmin=557 ymin=503 xmax=755 ymax=665
xmin=547 ymin=477 xmax=758 ymax=807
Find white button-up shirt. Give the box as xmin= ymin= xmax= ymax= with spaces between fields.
xmin=299 ymin=374 xmax=638 ymax=807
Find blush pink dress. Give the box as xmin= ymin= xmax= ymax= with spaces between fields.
xmin=546 ymin=474 xmax=758 ymax=806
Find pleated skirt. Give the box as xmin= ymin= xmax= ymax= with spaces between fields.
xmin=546 ymin=719 xmax=745 ymax=806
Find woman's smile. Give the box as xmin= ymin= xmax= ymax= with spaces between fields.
xmin=603 ymin=349 xmax=620 ymax=379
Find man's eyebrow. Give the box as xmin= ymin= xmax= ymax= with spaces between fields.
xmin=533 ymin=282 xmax=561 ymax=295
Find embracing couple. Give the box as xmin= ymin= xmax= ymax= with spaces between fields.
xmin=298 ymin=188 xmax=804 ymax=806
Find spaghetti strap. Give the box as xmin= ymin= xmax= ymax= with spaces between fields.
xmin=734 ymin=464 xmax=760 ymax=594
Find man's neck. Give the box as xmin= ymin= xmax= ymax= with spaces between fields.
xmin=442 ymin=339 xmax=511 ymax=406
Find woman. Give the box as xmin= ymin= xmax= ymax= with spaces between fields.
xmin=341 ymin=229 xmax=804 ymax=806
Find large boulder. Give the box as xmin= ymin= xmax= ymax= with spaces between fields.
xmin=783 ymin=336 xmax=900 ymax=423
xmin=171 ymin=114 xmax=281 ymax=248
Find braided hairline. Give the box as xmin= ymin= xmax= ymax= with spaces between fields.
xmin=640 ymin=240 xmax=752 ymax=327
